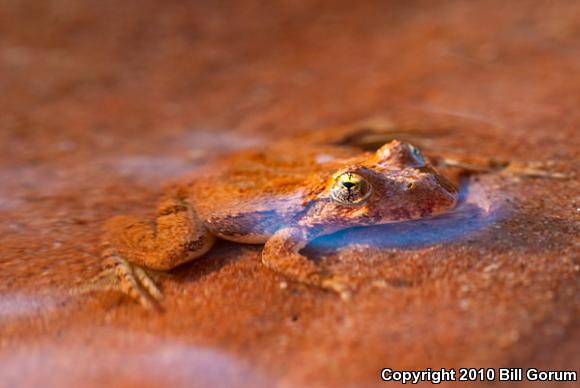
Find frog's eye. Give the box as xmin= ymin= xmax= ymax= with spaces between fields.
xmin=376 ymin=140 xmax=425 ymax=168
xmin=407 ymin=144 xmax=425 ymax=165
xmin=330 ymin=172 xmax=372 ymax=205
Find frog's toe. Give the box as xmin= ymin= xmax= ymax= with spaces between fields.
xmin=107 ymin=255 xmax=162 ymax=310
xmin=71 ymin=267 xmax=120 ymax=295
xmin=133 ymin=266 xmax=163 ymax=301
xmin=322 ymin=278 xmax=354 ymax=301
xmin=74 ymin=253 xmax=164 ymax=310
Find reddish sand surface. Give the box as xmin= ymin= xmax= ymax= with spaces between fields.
xmin=0 ymin=1 xmax=579 ymax=387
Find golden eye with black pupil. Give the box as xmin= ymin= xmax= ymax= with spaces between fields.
xmin=408 ymin=144 xmax=425 ymax=164
xmin=330 ymin=172 xmax=372 ymax=205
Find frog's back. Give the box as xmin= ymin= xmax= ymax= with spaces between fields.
xmin=183 ymin=144 xmax=360 ymax=242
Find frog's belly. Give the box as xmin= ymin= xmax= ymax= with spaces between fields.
xmin=214 ymin=232 xmax=271 ymax=244
xmin=203 ymin=209 xmax=290 ymax=245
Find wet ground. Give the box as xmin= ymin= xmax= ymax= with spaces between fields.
xmin=0 ymin=1 xmax=579 ymax=387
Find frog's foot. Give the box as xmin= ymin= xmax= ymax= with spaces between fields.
xmin=262 ymin=227 xmax=355 ymax=300
xmin=103 ymin=249 xmax=163 ymax=309
xmin=73 ymin=250 xmax=165 ymax=310
xmin=101 ymin=254 xmax=164 ymax=309
xmin=499 ymin=161 xmax=574 ymax=179
xmin=435 ymin=156 xmax=574 ymax=180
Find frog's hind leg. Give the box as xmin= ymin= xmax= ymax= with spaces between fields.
xmin=304 ymin=117 xmax=452 ymax=151
xmin=432 ymin=154 xmax=574 ymax=180
xmin=81 ymin=195 xmax=215 ymax=309
xmin=498 ymin=160 xmax=573 ymax=179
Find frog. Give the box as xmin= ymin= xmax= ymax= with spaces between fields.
xmin=88 ymin=121 xmax=569 ymax=309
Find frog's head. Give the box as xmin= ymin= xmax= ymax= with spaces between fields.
xmin=305 ymin=140 xmax=458 ymax=228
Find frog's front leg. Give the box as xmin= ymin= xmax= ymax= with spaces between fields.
xmin=93 ymin=194 xmax=215 ymax=309
xmin=262 ymin=227 xmax=352 ymax=300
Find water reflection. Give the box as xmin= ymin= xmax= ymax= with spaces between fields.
xmin=0 ymin=329 xmax=270 ymax=388
xmin=0 ymin=293 xmax=62 ymax=319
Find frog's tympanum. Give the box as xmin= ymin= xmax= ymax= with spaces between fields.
xmin=93 ymin=124 xmax=567 ymax=308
